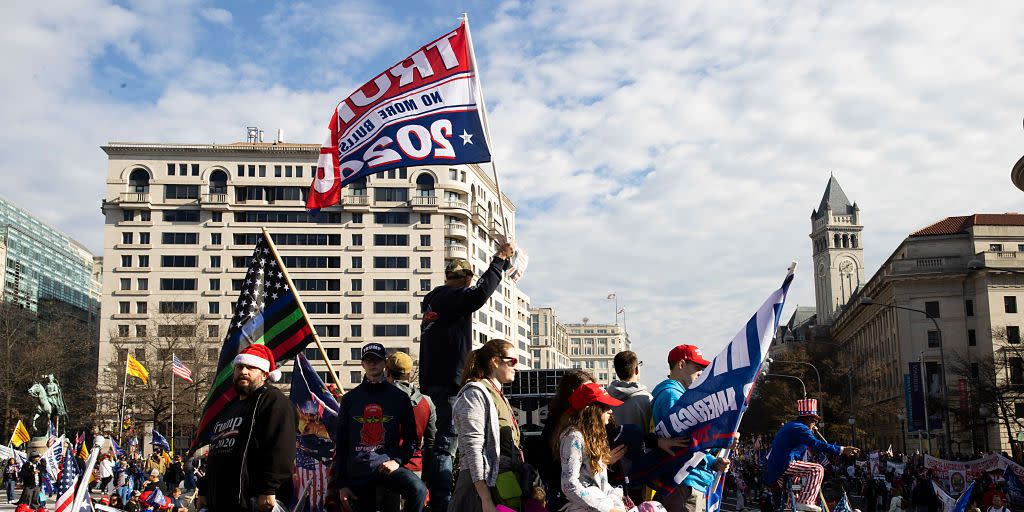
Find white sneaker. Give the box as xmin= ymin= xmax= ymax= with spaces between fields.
xmin=795 ymin=503 xmax=822 ymax=512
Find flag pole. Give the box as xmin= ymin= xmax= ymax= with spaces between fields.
xmin=462 ymin=13 xmax=510 ymax=241
xmin=118 ymin=357 xmax=129 ymax=446
xmin=171 ymin=353 xmax=175 ymax=455
xmin=261 ymin=227 xmax=345 ymax=392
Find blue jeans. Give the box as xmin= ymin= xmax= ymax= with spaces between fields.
xmin=423 ymin=384 xmax=458 ymax=512
xmin=350 ymin=467 xmax=427 ymax=512
xmin=5 ymin=479 xmax=14 ymax=502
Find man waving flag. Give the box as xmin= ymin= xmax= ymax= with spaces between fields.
xmin=631 ymin=264 xmax=795 ymax=495
xmin=189 ymin=231 xmax=318 ymax=453
xmin=306 ymin=17 xmax=492 ymax=210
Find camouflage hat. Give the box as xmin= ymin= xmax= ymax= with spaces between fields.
xmin=386 ymin=351 xmax=414 ymax=375
xmin=445 ymin=259 xmax=473 ymax=277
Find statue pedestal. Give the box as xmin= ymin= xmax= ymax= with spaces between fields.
xmin=26 ymin=437 xmax=48 ymax=456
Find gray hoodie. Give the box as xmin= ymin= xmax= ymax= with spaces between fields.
xmin=606 ymin=380 xmax=653 ymax=431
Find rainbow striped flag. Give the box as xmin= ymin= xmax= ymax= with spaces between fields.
xmin=189 ymin=231 xmax=316 ymax=453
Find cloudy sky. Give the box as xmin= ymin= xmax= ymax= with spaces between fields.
xmin=3 ymin=1 xmax=1023 ymax=387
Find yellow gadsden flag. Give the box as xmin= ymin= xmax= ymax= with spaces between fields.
xmin=10 ymin=420 xmax=30 ymax=447
xmin=127 ymin=354 xmax=149 ymax=384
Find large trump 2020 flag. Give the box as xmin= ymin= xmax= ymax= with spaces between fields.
xmin=307 ymin=19 xmax=492 ymax=210
xmin=632 ymin=265 xmax=795 ymax=493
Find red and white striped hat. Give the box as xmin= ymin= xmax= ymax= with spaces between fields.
xmin=796 ymin=398 xmax=821 ymax=418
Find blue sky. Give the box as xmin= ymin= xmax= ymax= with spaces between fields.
xmin=4 ymin=1 xmax=1024 ymax=388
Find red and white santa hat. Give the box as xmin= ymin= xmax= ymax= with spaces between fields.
xmin=234 ymin=344 xmax=282 ymax=382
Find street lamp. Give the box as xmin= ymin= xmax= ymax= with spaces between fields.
xmin=763 ymin=372 xmax=808 ymax=399
xmin=767 ymin=358 xmax=822 ymax=396
xmin=861 ymin=296 xmax=952 ymax=456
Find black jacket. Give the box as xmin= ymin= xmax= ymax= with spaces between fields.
xmin=418 ymin=256 xmax=509 ymax=388
xmin=330 ymin=379 xmax=417 ymax=488
xmin=19 ymin=461 xmax=41 ymax=488
xmin=198 ymin=384 xmax=297 ymax=511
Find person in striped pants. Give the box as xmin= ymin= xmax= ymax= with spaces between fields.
xmin=762 ymin=399 xmax=860 ymax=512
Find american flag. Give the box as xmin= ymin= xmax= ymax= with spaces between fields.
xmin=54 ymin=445 xmax=79 ymax=512
xmin=190 ymin=232 xmax=316 ymax=453
xmin=172 ymin=354 xmax=193 ymax=382
xmin=294 ymin=448 xmax=330 ymax=512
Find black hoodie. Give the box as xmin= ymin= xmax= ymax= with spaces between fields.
xmin=418 ymin=256 xmax=509 ymax=389
xmin=330 ymin=379 xmax=417 ymax=488
xmin=198 ymin=384 xmax=296 ymax=511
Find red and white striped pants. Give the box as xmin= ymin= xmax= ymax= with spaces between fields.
xmin=783 ymin=460 xmax=824 ymax=505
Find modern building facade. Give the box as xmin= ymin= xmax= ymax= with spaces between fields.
xmin=529 ymin=307 xmax=572 ymax=370
xmin=0 ymin=196 xmax=100 ymax=314
xmin=96 ymin=136 xmax=533 ymax=420
xmin=810 ymin=176 xmax=865 ymax=324
xmin=830 ymin=213 xmax=1024 ymax=454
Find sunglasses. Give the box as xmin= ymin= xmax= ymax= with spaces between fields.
xmin=500 ymin=356 xmax=518 ymax=367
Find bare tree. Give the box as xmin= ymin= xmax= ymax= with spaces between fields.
xmin=949 ymin=326 xmax=1024 ymax=454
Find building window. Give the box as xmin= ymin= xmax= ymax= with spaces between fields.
xmin=161 ymin=255 xmax=198 ymax=267
xmin=420 ymin=235 xmax=430 ymax=246
xmin=375 ymin=212 xmax=410 ymax=224
xmin=351 ymin=302 xmax=362 ymax=314
xmin=211 ymin=233 xmax=222 ymax=245
xmin=373 ymin=257 xmax=408 ymax=268
xmin=123 ymin=210 xmax=134 ymax=221
xmin=120 ymin=278 xmax=131 ymax=290
xmin=966 ymin=300 xmax=974 ymax=317
xmin=137 ymin=278 xmax=148 ymax=290
xmin=304 ymin=302 xmax=340 ymax=314
xmin=139 ymin=232 xmax=150 ymax=244
xmin=373 ymin=325 xmax=410 ymax=337
xmin=159 ymin=278 xmax=197 ymax=291
xmin=315 ymin=325 xmax=340 ymax=337
xmin=420 ymin=279 xmax=431 ymax=291
xmin=209 ymin=302 xmax=220 ymax=314
xmin=159 ymin=302 xmax=196 ymax=314
xmin=119 ymin=302 xmax=130 ymax=314
xmin=351 ymin=324 xmax=362 ymax=337
xmin=165 ymin=185 xmax=200 ymax=200
xmin=351 ymin=371 xmax=362 ymax=384
xmin=927 ymin=330 xmax=942 ymax=348
xmin=1016 ymin=403 xmax=1024 ymax=419
xmin=1011 ymin=357 xmax=1024 ymax=385
xmin=209 ymin=278 xmax=220 ymax=291
xmin=925 ymin=301 xmax=940 ymax=318
xmin=352 ymin=256 xmax=363 ymax=269
xmin=373 ymin=279 xmax=408 ymax=291
xmin=138 ymin=255 xmax=149 ymax=267
xmin=420 ymin=213 xmax=431 ymax=224
xmin=374 ymin=234 xmax=409 ymax=246
xmin=122 ymin=232 xmax=133 ymax=244
xmin=352 ymin=234 xmax=363 ymax=246
xmin=420 ymin=257 xmax=430 ymax=269
xmin=374 ymin=187 xmax=409 ymax=202
xmin=352 ymin=213 xmax=363 ymax=224
xmin=1006 ymin=296 xmax=1018 ymax=314
xmin=968 ymin=329 xmax=977 ymax=346
xmin=212 ymin=212 xmax=222 ymax=222
xmin=163 ymin=210 xmax=200 ymax=223
xmin=1009 ymin=326 xmax=1021 ymax=345
xmin=992 ymin=244 xmax=1004 ymax=252
xmin=208 ymin=324 xmax=220 ymax=338
xmin=351 ymin=279 xmax=363 ymax=292
xmin=118 ymin=325 xmax=129 ymax=337
xmin=136 ymin=325 xmax=146 ymax=337
xmin=136 ymin=302 xmax=147 ymax=314
xmin=374 ymin=302 xmax=409 ymax=314
xmin=210 ymin=256 xmax=221 ymax=268
xmin=121 ymin=255 xmax=132 ymax=267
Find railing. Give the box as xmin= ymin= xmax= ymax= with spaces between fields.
xmin=343 ymin=195 xmax=370 ymax=206
xmin=889 ymin=256 xmax=964 ymax=275
xmin=409 ymin=196 xmax=438 ymax=207
xmin=119 ymin=192 xmax=150 ymax=203
xmin=443 ymin=200 xmax=469 ymax=211
xmin=445 ymin=244 xmax=468 ymax=259
xmin=201 ymin=193 xmax=228 ymax=204
xmin=445 ymin=223 xmax=468 ymax=237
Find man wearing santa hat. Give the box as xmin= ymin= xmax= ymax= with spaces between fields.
xmin=197 ymin=344 xmax=296 ymax=512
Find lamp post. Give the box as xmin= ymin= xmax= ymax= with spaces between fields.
xmin=763 ymin=372 xmax=808 ymax=399
xmin=861 ymin=296 xmax=952 ymax=456
xmin=767 ymin=358 xmax=822 ymax=396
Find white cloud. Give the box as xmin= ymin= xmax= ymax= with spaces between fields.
xmin=2 ymin=1 xmax=1024 ymax=389
xmin=200 ymin=7 xmax=232 ymax=25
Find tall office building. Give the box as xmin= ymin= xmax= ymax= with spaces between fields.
xmin=96 ymin=134 xmax=532 ymax=424
xmin=529 ymin=307 xmax=571 ymax=369
xmin=565 ymin=322 xmax=630 ymax=384
xmin=0 ymin=196 xmax=100 ymax=314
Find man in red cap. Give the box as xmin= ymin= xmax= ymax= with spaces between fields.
xmin=197 ymin=344 xmax=296 ymax=512
xmin=652 ymin=344 xmax=730 ymax=512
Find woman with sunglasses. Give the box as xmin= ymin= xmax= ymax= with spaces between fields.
xmin=450 ymin=339 xmax=534 ymax=512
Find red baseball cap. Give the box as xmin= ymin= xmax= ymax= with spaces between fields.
xmin=569 ymin=382 xmax=624 ymax=412
xmin=668 ymin=344 xmax=711 ymax=367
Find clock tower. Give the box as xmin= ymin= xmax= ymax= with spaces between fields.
xmin=810 ymin=175 xmax=865 ymax=323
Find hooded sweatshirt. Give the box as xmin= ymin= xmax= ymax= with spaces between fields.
xmin=651 ymin=378 xmax=716 ymax=494
xmin=418 ymin=256 xmax=509 ymax=389
xmin=607 ymin=380 xmax=653 ymax=431
xmin=331 ymin=379 xmax=417 ymax=488
xmin=393 ymin=380 xmax=437 ymax=472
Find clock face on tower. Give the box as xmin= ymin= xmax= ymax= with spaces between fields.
xmin=839 ymin=260 xmax=854 ymax=274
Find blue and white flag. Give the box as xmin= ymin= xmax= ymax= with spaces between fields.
xmin=706 ymin=474 xmax=725 ymax=512
xmin=151 ymin=430 xmax=170 ymax=452
xmin=632 ymin=265 xmax=795 ymax=493
xmin=1005 ymin=466 xmax=1024 ymax=510
xmin=952 ymin=482 xmax=974 ymax=512
xmin=834 ymin=492 xmax=854 ymax=512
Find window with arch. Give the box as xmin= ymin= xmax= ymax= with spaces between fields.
xmin=842 ymin=234 xmax=849 ymax=248
xmin=128 ymin=168 xmax=150 ymax=193
xmin=851 ymin=234 xmax=858 ymax=248
xmin=209 ymin=170 xmax=228 ymax=194
xmin=415 ymin=173 xmax=435 ymax=197
xmin=834 ymin=234 xmax=840 ymax=247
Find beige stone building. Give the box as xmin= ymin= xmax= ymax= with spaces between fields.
xmin=830 ymin=213 xmax=1024 ymax=454
xmin=566 ymin=322 xmax=631 ymax=384
xmin=96 ymin=135 xmax=532 ymax=426
xmin=529 ymin=307 xmax=572 ymax=369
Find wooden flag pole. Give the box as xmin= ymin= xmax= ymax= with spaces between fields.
xmin=261 ymin=227 xmax=344 ymax=392
xmin=170 ymin=354 xmax=175 ymax=455
xmin=118 ymin=357 xmax=129 ymax=446
xmin=462 ymin=13 xmax=510 ymax=241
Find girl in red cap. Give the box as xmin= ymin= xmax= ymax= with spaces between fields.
xmin=556 ymin=382 xmax=628 ymax=512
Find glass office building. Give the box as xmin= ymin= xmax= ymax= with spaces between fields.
xmin=0 ymin=196 xmax=100 ymax=313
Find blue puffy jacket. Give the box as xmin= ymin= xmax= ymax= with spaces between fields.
xmin=651 ymin=379 xmax=717 ymax=493
xmin=762 ymin=420 xmax=842 ymax=485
